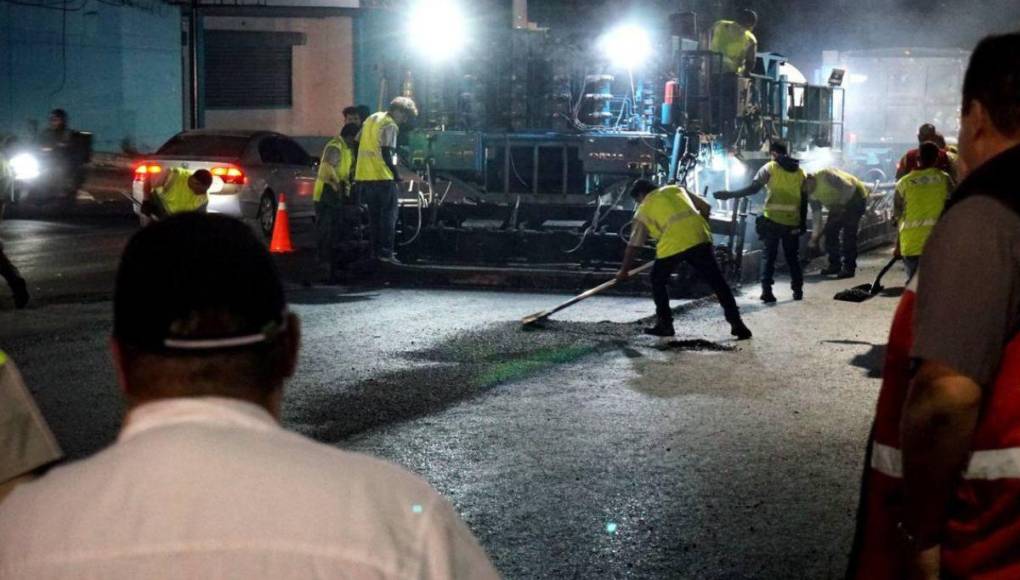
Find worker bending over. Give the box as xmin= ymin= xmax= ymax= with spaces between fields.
xmin=314 ymin=122 xmax=359 ymax=282
xmin=353 ymin=97 xmax=418 ymax=265
xmin=804 ymin=168 xmax=869 ymax=279
xmin=617 ymin=179 xmax=752 ymax=340
xmin=142 ymin=168 xmax=212 ymax=221
xmin=716 ymin=141 xmax=807 ymax=303
xmin=894 ymin=141 xmax=953 ymax=278
xmin=709 ymin=9 xmax=758 ymax=76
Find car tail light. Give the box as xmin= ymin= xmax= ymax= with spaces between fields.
xmin=211 ymin=165 xmax=246 ymax=185
xmin=133 ymin=163 xmax=163 ymax=181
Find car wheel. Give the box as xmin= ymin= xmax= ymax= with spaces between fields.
xmin=257 ymin=192 xmax=276 ymax=239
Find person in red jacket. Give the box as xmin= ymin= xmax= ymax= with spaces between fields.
xmin=895 ymin=123 xmax=955 ymax=180
xmin=849 ymin=33 xmax=1020 ymax=580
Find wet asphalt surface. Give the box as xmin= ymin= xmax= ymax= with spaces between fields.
xmin=0 ymin=211 xmax=903 ymax=579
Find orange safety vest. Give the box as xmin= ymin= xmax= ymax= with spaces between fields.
xmin=850 ymin=208 xmax=1020 ymax=579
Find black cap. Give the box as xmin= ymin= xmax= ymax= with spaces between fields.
xmin=113 ymin=213 xmax=286 ymax=352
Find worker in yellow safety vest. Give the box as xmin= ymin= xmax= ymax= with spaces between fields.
xmin=314 ymin=122 xmax=359 ymax=282
xmin=0 ymin=349 xmax=63 ymax=502
xmin=715 ymin=141 xmax=807 ymax=303
xmin=143 ymin=168 xmax=212 ymax=221
xmin=617 ymin=179 xmax=752 ymax=339
xmin=709 ymin=9 xmax=758 ymax=75
xmin=353 ymin=96 xmax=418 ymax=265
xmin=895 ymin=141 xmax=954 ymax=279
xmin=804 ymin=167 xmax=870 ymax=279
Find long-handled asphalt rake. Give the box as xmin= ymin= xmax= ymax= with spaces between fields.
xmin=521 ymin=261 xmax=655 ymax=326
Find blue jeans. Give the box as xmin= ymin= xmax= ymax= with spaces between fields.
xmin=760 ymin=219 xmax=803 ymax=291
xmin=356 ymin=181 xmax=398 ymax=259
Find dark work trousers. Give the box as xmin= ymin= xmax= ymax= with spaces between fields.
xmin=904 ymin=256 xmax=920 ymax=280
xmin=823 ymin=195 xmax=866 ymax=272
xmin=652 ymin=243 xmax=741 ymax=323
xmin=760 ymin=219 xmax=804 ymax=291
xmin=356 ymin=180 xmax=398 ymax=259
xmin=314 ymin=186 xmax=346 ymax=275
xmin=0 ymin=239 xmax=22 ymax=290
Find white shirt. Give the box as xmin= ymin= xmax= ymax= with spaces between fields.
xmin=0 ymin=354 xmax=62 ymax=484
xmin=0 ymin=397 xmax=500 ymax=580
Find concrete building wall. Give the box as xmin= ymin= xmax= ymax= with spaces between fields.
xmin=202 ymin=16 xmax=353 ymax=138
xmin=0 ymin=1 xmax=182 ymax=153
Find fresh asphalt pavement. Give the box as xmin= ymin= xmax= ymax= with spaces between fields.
xmin=0 ymin=211 xmax=903 ymax=579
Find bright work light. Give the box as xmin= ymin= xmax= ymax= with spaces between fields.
xmin=598 ymin=24 xmax=653 ymax=70
xmin=407 ymin=0 xmax=469 ymax=62
xmin=10 ymin=153 xmax=40 ymax=181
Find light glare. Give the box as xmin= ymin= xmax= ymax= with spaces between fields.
xmin=10 ymin=153 xmax=40 ymax=181
xmin=599 ymin=24 xmax=652 ymax=70
xmin=408 ymin=0 xmax=468 ymax=62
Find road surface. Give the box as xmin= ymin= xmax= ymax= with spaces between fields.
xmin=0 ymin=213 xmax=901 ymax=578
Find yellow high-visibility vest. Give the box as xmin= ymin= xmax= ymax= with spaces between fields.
xmin=896 ymin=167 xmax=951 ymax=257
xmin=636 ymin=185 xmax=713 ymax=259
xmin=157 ymin=168 xmax=207 ymax=215
xmin=710 ymin=20 xmax=757 ymax=74
xmin=812 ymin=168 xmax=868 ymax=209
xmin=763 ymin=161 xmax=805 ymax=227
xmin=354 ymin=112 xmax=398 ymax=182
xmin=314 ymin=137 xmax=354 ymax=202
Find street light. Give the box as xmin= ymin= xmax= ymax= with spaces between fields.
xmin=598 ymin=24 xmax=652 ymax=70
xmin=407 ymin=0 xmax=469 ymax=63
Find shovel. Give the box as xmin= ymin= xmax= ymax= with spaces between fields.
xmin=521 ymin=261 xmax=655 ymax=326
xmin=833 ymin=256 xmax=901 ymax=303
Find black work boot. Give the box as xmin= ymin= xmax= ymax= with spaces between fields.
xmin=760 ymin=286 xmax=777 ymax=303
xmin=820 ymin=264 xmax=841 ymax=276
xmin=644 ymin=317 xmax=676 ymax=337
xmin=729 ymin=318 xmax=753 ymax=340
xmin=836 ymin=268 xmax=856 ymax=279
xmin=793 ymin=288 xmax=804 ymax=301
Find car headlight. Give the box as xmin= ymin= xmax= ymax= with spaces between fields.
xmin=10 ymin=153 xmax=41 ymax=181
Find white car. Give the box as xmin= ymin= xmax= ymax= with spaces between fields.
xmin=133 ymin=130 xmax=318 ymax=236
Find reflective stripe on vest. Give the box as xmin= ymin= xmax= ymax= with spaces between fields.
xmin=873 ymin=443 xmax=1020 ymax=481
xmin=852 ymin=268 xmax=1020 ymax=579
xmin=710 ymin=20 xmax=755 ymax=74
xmin=636 ymin=185 xmax=713 ymax=259
xmin=896 ymin=168 xmax=949 ymax=257
xmin=354 ymin=112 xmax=397 ymax=182
xmin=157 ymin=168 xmax=207 ymax=215
xmin=763 ymin=161 xmax=805 ymax=227
xmin=313 ymin=137 xmax=353 ymax=202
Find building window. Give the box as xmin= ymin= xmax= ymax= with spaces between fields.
xmin=204 ymin=30 xmax=305 ymax=109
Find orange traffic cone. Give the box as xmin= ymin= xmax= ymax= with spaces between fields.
xmin=269 ymin=193 xmax=295 ymax=254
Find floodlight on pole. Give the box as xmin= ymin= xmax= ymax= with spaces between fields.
xmin=407 ymin=0 xmax=469 ymax=63
xmin=598 ymin=24 xmax=653 ymax=70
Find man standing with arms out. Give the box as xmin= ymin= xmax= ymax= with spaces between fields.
xmin=715 ymin=141 xmax=807 ymax=303
xmin=0 ymin=141 xmax=29 ymax=308
xmin=0 ymin=213 xmax=500 ymax=579
xmin=804 ymin=167 xmax=869 ymax=279
xmin=849 ymin=33 xmax=1020 ymax=580
xmin=709 ymin=9 xmax=758 ymax=76
xmin=354 ymin=97 xmax=418 ymax=265
xmin=893 ymin=141 xmax=953 ymax=279
xmin=314 ymin=123 xmax=359 ymax=282
xmin=37 ymin=109 xmax=89 ymax=208
xmin=895 ymin=123 xmax=955 ymax=180
xmin=617 ymin=179 xmax=752 ymax=340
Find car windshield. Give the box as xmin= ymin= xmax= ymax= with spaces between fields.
xmin=156 ymin=134 xmax=249 ymax=158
